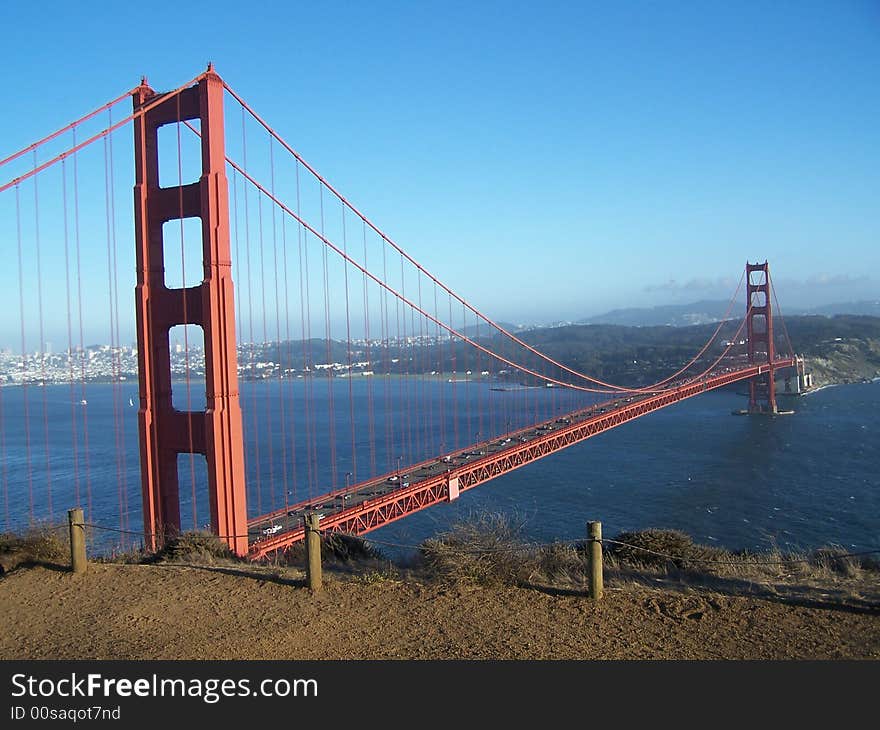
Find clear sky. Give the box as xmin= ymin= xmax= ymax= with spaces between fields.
xmin=1 ymin=0 xmax=878 ymax=340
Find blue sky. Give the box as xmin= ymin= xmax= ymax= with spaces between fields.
xmin=0 ymin=0 xmax=878 ymax=343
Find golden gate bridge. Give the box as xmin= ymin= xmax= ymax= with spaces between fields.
xmin=0 ymin=66 xmax=803 ymax=559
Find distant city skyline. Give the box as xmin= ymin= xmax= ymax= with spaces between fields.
xmin=1 ymin=2 xmax=877 ymax=348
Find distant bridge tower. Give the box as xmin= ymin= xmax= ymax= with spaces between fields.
xmin=132 ymin=67 xmax=249 ymax=555
xmin=746 ymin=261 xmax=777 ymax=414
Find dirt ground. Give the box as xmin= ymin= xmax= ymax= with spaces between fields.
xmin=0 ymin=562 xmax=877 ymax=660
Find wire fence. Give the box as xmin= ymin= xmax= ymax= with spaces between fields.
xmin=357 ymin=532 xmax=880 ymax=565
xmin=18 ymin=519 xmax=880 ymax=567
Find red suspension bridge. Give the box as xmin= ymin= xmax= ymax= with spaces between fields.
xmin=0 ymin=67 xmax=805 ymax=559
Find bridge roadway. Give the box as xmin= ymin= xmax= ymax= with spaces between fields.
xmin=247 ymin=358 xmax=795 ymax=558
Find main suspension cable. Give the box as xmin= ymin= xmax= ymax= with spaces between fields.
xmin=221 ymin=80 xmax=749 ymax=394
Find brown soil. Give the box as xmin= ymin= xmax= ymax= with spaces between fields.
xmin=0 ymin=562 xmax=877 ymax=659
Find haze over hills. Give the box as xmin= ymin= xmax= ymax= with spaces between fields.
xmin=576 ymin=300 xmax=880 ymax=328
xmin=460 ymin=321 xmax=523 ymax=338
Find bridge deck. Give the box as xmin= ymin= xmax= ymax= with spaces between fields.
xmin=248 ymin=359 xmax=794 ymax=558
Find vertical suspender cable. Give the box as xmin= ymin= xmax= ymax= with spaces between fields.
xmin=341 ymin=204 xmax=357 ymax=483
xmin=400 ymin=254 xmax=412 ymax=466
xmin=382 ymin=243 xmax=393 ymax=473
xmin=475 ymin=309 xmax=484 ymax=448
xmin=32 ymin=151 xmax=53 ymax=521
xmin=398 ymin=256 xmax=407 ymax=465
xmin=320 ymin=186 xmax=337 ymax=491
xmin=0 ymin=380 xmax=6 ymax=531
xmin=282 ymin=210 xmax=297 ymax=508
xmin=449 ymin=291 xmax=458 ymax=450
xmin=72 ymin=129 xmax=92 ymax=524
xmin=257 ymin=173 xmax=275 ymax=511
xmin=394 ymin=255 xmax=409 ymax=465
xmin=463 ymin=302 xmax=473 ymax=448
xmin=61 ymin=158 xmax=81 ymax=508
xmin=230 ymin=166 xmax=251 ymax=510
xmin=14 ymin=185 xmax=33 ymax=523
xmin=241 ymin=109 xmax=262 ymax=515
xmin=103 ymin=135 xmax=125 ymax=539
xmin=434 ymin=281 xmax=445 ymax=457
xmin=109 ymin=118 xmax=131 ymax=541
xmin=362 ymin=222 xmax=376 ymax=477
xmin=295 ymin=161 xmax=316 ymax=500
xmin=270 ymin=138 xmax=292 ymax=510
xmin=407 ymin=263 xmax=418 ymax=462
xmin=417 ymin=273 xmax=431 ymax=463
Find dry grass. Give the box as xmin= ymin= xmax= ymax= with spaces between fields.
xmin=322 ymin=532 xmax=385 ymax=563
xmin=411 ymin=515 xmax=880 ymax=606
xmin=2 ymin=517 xmax=876 ymax=609
xmin=148 ymin=531 xmax=240 ymax=565
xmin=0 ymin=526 xmax=69 ymax=575
xmin=417 ymin=513 xmax=540 ymax=586
xmin=605 ymin=529 xmax=727 ymax=569
xmin=265 ymin=531 xmax=385 ymax=566
xmin=253 ymin=531 xmax=394 ymax=584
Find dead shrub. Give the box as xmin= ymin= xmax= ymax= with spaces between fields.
xmin=607 ymin=529 xmax=729 ymax=571
xmin=811 ymin=546 xmax=863 ymax=578
xmin=0 ymin=526 xmax=68 ymax=575
xmin=417 ymin=513 xmax=535 ymax=586
xmin=322 ymin=533 xmax=384 ymax=563
xmin=531 ymin=542 xmax=589 ymax=587
xmin=258 ymin=532 xmax=384 ymax=569
xmin=151 ymin=531 xmax=237 ymax=564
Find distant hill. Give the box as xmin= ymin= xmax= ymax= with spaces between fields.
xmin=578 ymin=300 xmax=733 ymax=327
xmin=460 ymin=321 xmax=521 ymax=338
xmin=579 ymin=299 xmax=880 ymax=327
xmin=520 ymin=314 xmax=880 ymax=388
xmin=808 ymin=301 xmax=880 ymax=317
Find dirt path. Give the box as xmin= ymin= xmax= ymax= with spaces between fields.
xmin=1 ymin=563 xmax=877 ymax=660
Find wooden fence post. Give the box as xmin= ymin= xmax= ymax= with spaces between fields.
xmin=304 ymin=512 xmax=322 ymax=592
xmin=588 ymin=520 xmax=603 ymax=600
xmin=68 ymin=507 xmax=87 ymax=574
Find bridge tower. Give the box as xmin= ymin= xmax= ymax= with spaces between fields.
xmin=132 ymin=67 xmax=249 ymax=555
xmin=746 ymin=261 xmax=777 ymax=414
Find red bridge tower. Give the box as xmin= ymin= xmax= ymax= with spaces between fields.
xmin=746 ymin=261 xmax=777 ymax=414
xmin=132 ymin=67 xmax=249 ymax=555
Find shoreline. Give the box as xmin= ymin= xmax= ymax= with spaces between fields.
xmin=3 ymin=373 xmax=877 ymax=391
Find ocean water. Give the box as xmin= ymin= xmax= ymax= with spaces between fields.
xmin=372 ymin=381 xmax=880 ymax=556
xmin=0 ymin=378 xmax=877 ymax=556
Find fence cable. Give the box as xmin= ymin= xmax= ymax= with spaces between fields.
xmin=28 ymin=521 xmax=880 ymax=565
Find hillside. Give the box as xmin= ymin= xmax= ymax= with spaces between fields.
xmin=510 ymin=315 xmax=880 ymax=388
xmin=249 ymin=315 xmax=880 ymax=389
xmin=1 ymin=528 xmax=877 ymax=660
xmin=1 ymin=562 xmax=877 ymax=660
xmin=579 ymin=300 xmax=880 ymax=327
xmin=783 ymin=315 xmax=880 ymax=386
